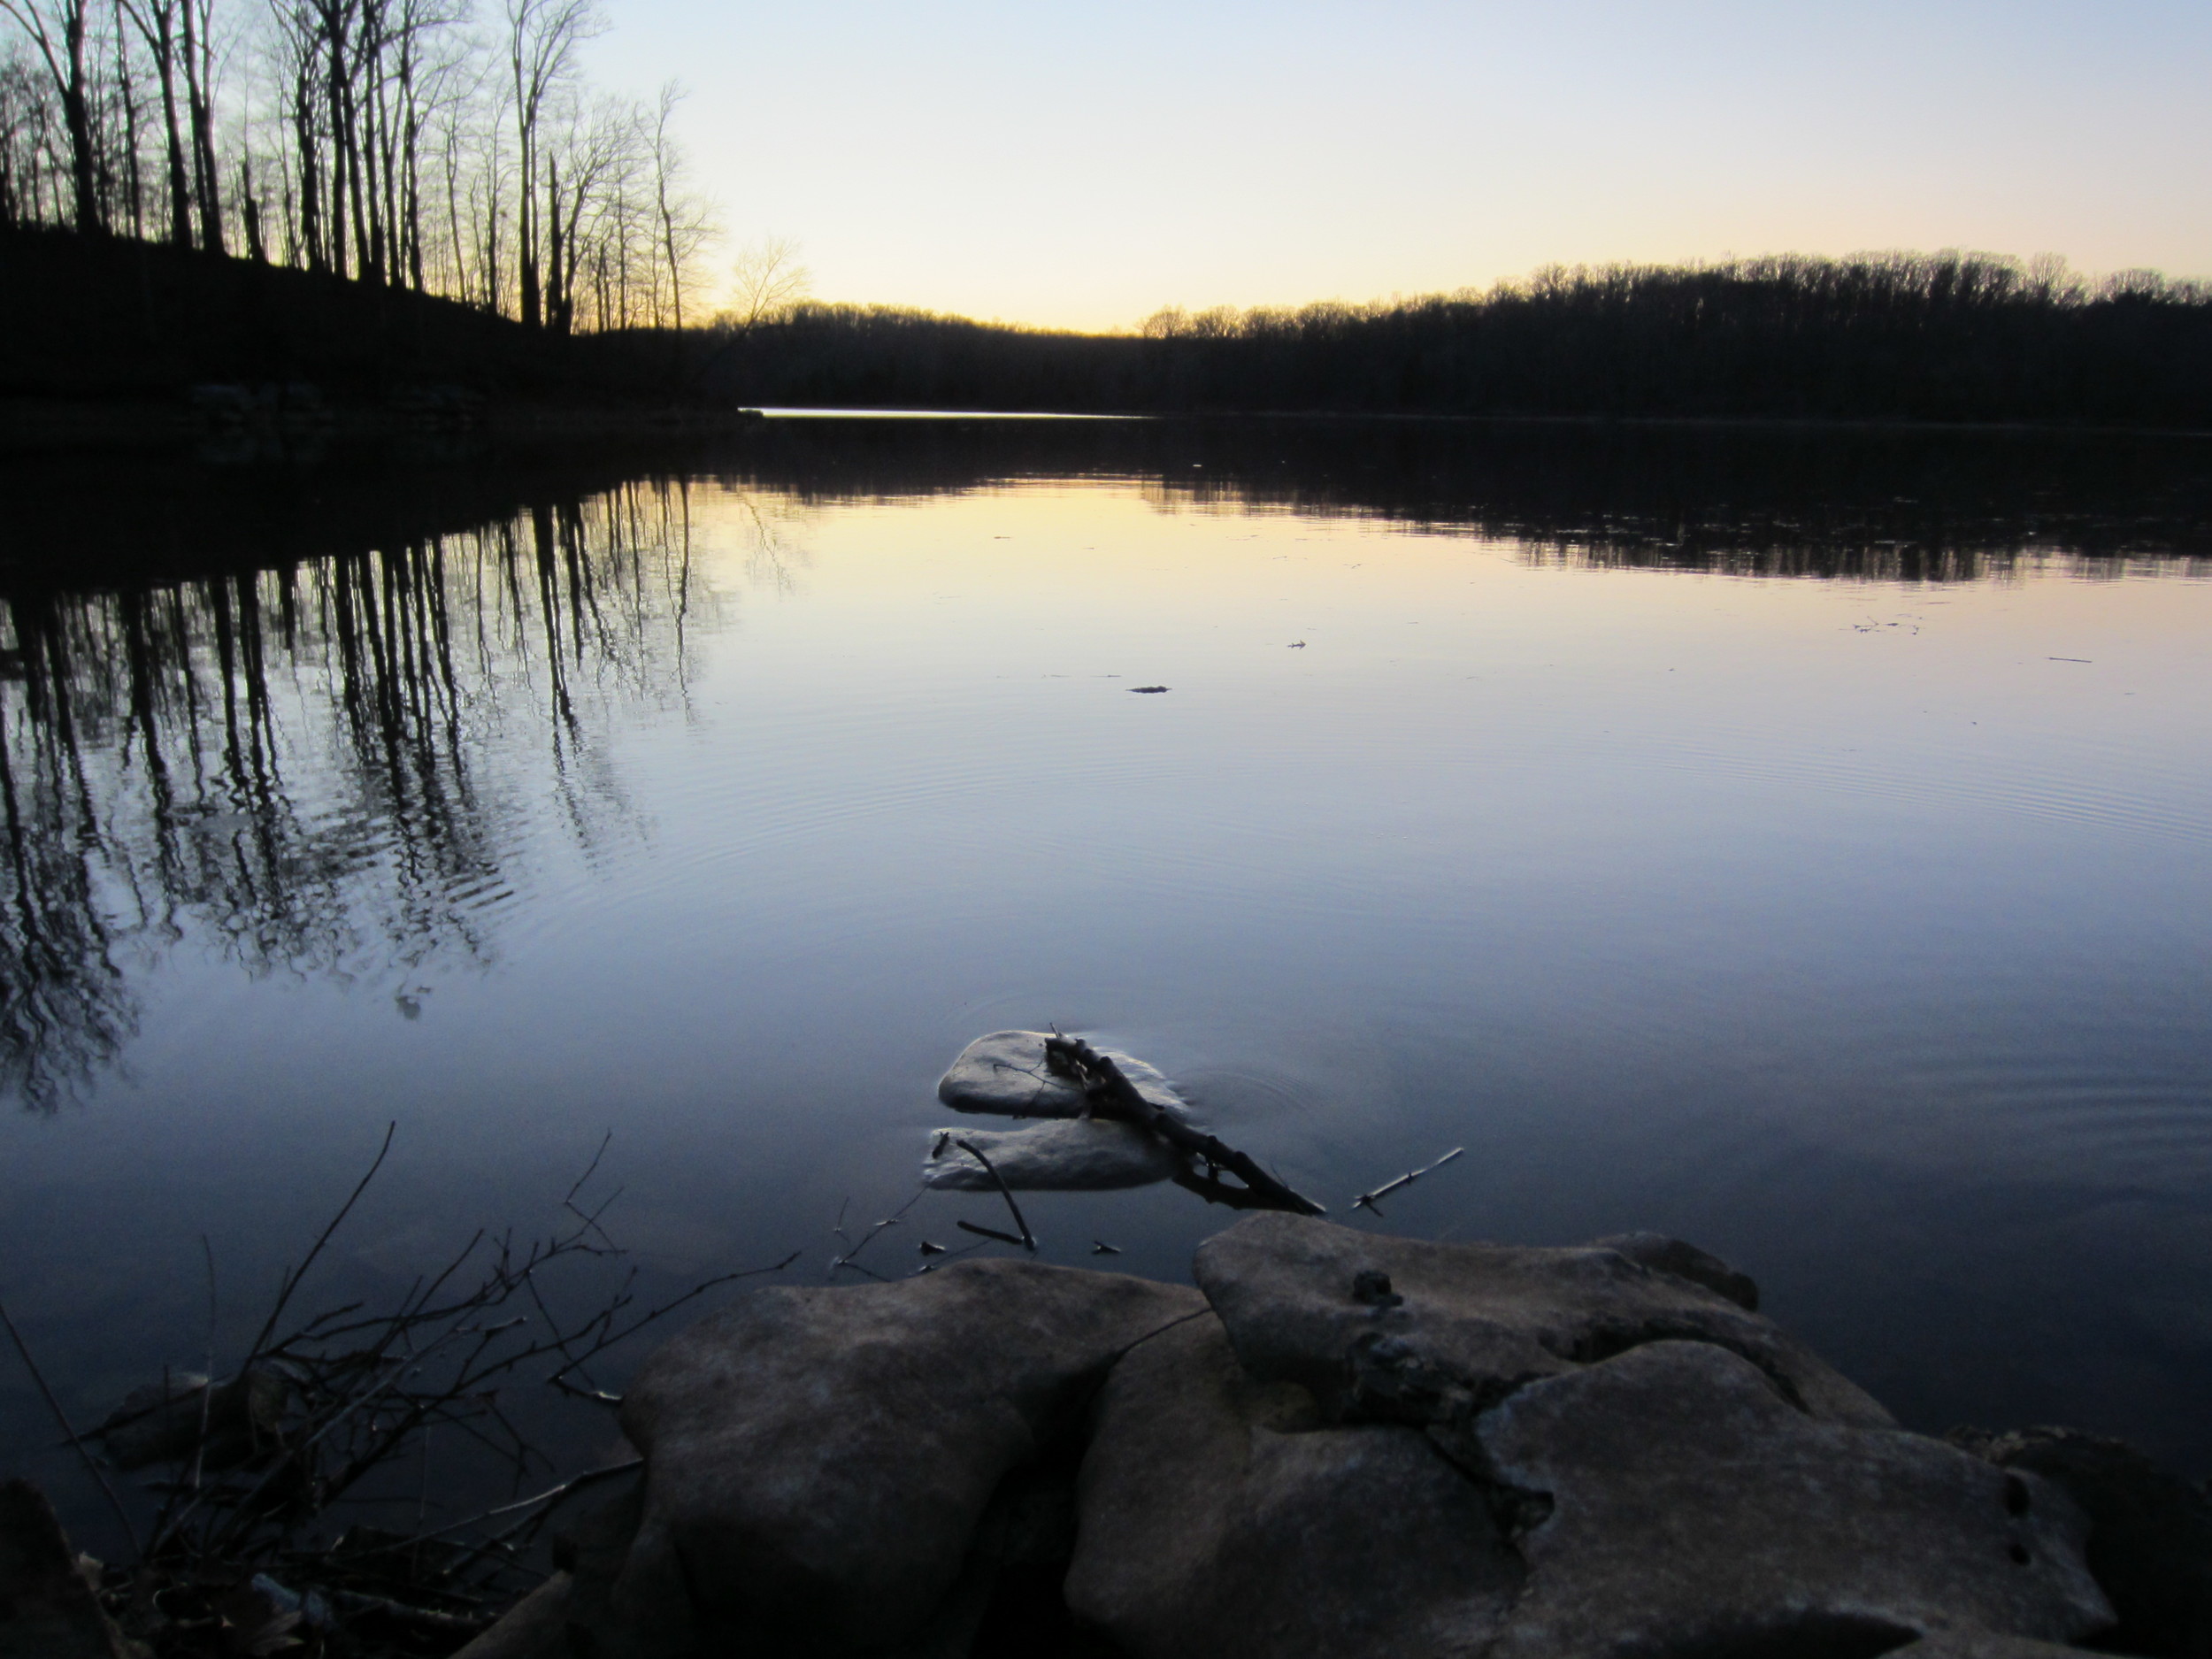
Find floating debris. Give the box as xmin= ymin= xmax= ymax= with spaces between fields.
xmin=1351 ymin=1147 xmax=1465 ymax=1217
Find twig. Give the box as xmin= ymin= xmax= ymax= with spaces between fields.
xmin=953 ymin=1139 xmax=1036 ymax=1252
xmin=0 ymin=1299 xmax=142 ymax=1559
xmin=828 ymin=1187 xmax=926 ymax=1277
xmin=544 ymin=1253 xmax=800 ymax=1391
xmin=1043 ymin=1034 xmax=1325 ymax=1217
xmin=246 ymin=1120 xmax=396 ymax=1361
xmin=1350 ymin=1147 xmax=1464 ymax=1216
xmin=564 ymin=1130 xmax=614 ymax=1206
xmin=339 ymin=1458 xmax=644 ymax=1558
xmin=956 ymin=1220 xmax=1027 ymax=1248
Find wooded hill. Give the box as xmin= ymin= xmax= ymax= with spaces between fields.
xmin=4 ymin=231 xmax=2210 ymax=429
xmin=703 ymin=254 xmax=2212 ymax=427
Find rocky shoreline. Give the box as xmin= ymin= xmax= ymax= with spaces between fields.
xmin=430 ymin=1211 xmax=2210 ymax=1659
xmin=10 ymin=1033 xmax=2211 ymax=1656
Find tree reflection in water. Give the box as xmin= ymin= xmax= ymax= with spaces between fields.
xmin=0 ymin=479 xmax=713 ymax=1110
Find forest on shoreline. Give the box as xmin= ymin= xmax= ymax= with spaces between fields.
xmin=5 ymin=225 xmax=2212 ymax=429
xmin=7 ymin=0 xmax=2210 ymax=428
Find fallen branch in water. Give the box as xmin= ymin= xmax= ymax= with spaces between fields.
xmin=1043 ymin=1033 xmax=1325 ymax=1217
xmin=1351 ymin=1147 xmax=1465 ymax=1217
xmin=954 ymin=1139 xmax=1037 ymax=1252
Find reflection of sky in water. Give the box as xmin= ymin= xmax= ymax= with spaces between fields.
xmin=4 ymin=442 xmax=2210 ymax=1548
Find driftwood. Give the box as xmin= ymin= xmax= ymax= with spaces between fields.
xmin=1041 ymin=1033 xmax=1325 ymax=1217
xmin=1351 ymin=1147 xmax=1465 ymax=1216
xmin=953 ymin=1139 xmax=1038 ymax=1252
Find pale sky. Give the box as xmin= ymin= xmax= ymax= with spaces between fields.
xmin=584 ymin=0 xmax=2212 ymax=332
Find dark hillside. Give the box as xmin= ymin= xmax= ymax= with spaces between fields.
xmin=0 ymin=225 xmax=687 ymax=405
xmin=5 ymin=234 xmax=2209 ymax=430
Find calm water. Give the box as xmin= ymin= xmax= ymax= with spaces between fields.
xmin=3 ymin=419 xmax=2209 ymax=1545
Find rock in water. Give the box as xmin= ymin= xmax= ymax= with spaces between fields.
xmin=922 ymin=1118 xmax=1182 ymax=1192
xmin=595 ymin=1259 xmax=1202 ymax=1656
xmin=936 ymin=1030 xmax=1187 ymax=1120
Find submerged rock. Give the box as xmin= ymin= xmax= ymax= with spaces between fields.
xmin=935 ymin=1029 xmax=1186 ymax=1121
xmin=94 ymin=1365 xmax=288 ymax=1471
xmin=921 ymin=1118 xmax=1182 ymax=1192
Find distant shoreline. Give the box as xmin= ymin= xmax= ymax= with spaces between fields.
xmin=4 ymin=394 xmax=2209 ymax=460
xmin=7 ymin=228 xmax=2212 ymax=448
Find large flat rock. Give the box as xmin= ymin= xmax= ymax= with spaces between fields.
xmin=1065 ymin=1312 xmax=1523 ymax=1659
xmin=1194 ymin=1212 xmax=1893 ymax=1431
xmin=603 ymin=1258 xmax=1203 ymax=1655
xmin=1478 ymin=1341 xmax=2114 ymax=1659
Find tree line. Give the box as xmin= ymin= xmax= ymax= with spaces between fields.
xmin=706 ymin=253 xmax=2212 ymax=426
xmin=0 ymin=0 xmax=717 ymax=332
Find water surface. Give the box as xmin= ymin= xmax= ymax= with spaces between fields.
xmin=3 ymin=419 xmax=2208 ymax=1544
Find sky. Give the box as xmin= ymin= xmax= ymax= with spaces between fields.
xmin=581 ymin=0 xmax=2212 ymax=332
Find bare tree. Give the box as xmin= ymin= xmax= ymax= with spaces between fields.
xmin=647 ymin=79 xmax=710 ymax=332
xmin=0 ymin=0 xmax=102 ymax=231
xmin=503 ymin=0 xmax=593 ymax=327
xmin=112 ymin=0 xmax=190 ymax=243
xmin=720 ymin=234 xmax=810 ymax=335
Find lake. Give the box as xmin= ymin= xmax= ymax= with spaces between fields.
xmin=3 ymin=416 xmax=2208 ymax=1548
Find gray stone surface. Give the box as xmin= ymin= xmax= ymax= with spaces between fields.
xmin=1478 ymin=1341 xmax=2113 ymax=1659
xmin=448 ymin=1571 xmax=571 ymax=1659
xmin=1065 ymin=1312 xmax=1523 ymax=1659
xmin=1953 ymin=1425 xmax=2212 ymax=1659
xmin=456 ymin=1215 xmax=2147 ymax=1659
xmin=603 ymin=1258 xmax=1203 ymax=1655
xmin=1898 ymin=1633 xmax=2100 ymax=1658
xmin=935 ymin=1030 xmax=1186 ymax=1120
xmin=1194 ymin=1212 xmax=1893 ymax=1430
xmin=1591 ymin=1228 xmax=1760 ymax=1310
xmin=921 ymin=1118 xmax=1181 ymax=1192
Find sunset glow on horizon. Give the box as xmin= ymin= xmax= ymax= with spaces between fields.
xmin=586 ymin=0 xmax=2212 ymax=330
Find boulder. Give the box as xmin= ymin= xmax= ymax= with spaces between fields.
xmin=446 ymin=1573 xmax=570 ymax=1659
xmin=0 ymin=1479 xmax=131 ymax=1659
xmin=597 ymin=1258 xmax=1203 ymax=1656
xmin=936 ymin=1030 xmax=1186 ymax=1120
xmin=921 ymin=1119 xmax=1181 ymax=1192
xmin=453 ymin=1213 xmax=2152 ymax=1659
xmin=1477 ymin=1342 xmax=2113 ymax=1659
xmin=1952 ymin=1425 xmax=2212 ymax=1659
xmin=1192 ymin=1213 xmax=1892 ymax=1432
xmin=1591 ymin=1228 xmax=1759 ymax=1310
xmin=1064 ymin=1312 xmax=1524 ymax=1659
